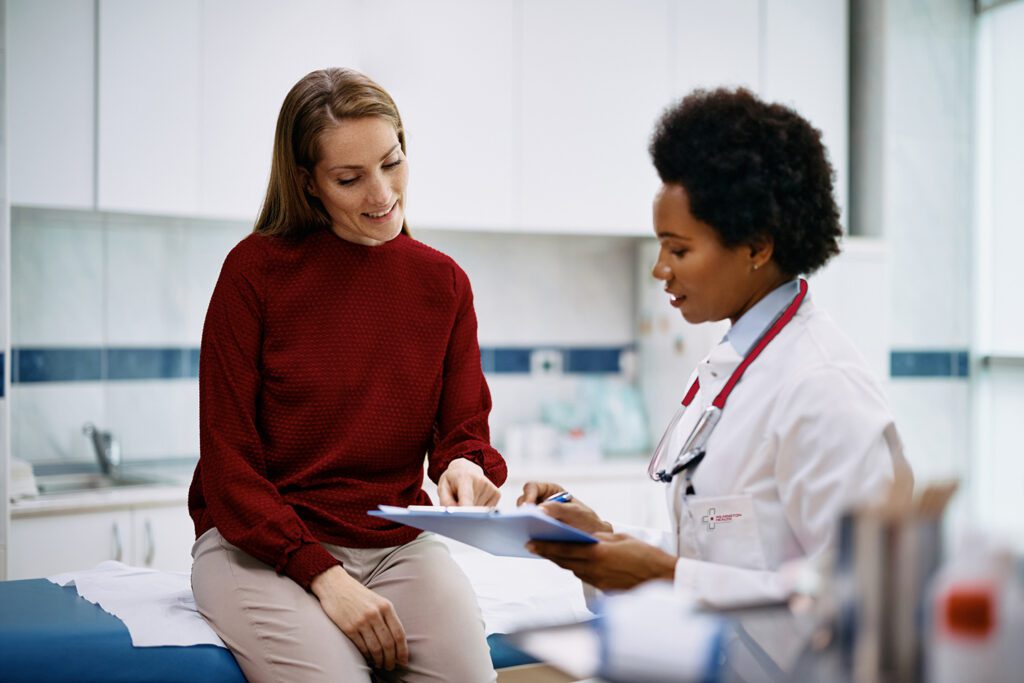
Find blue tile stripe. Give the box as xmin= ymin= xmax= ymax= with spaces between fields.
xmin=13 ymin=347 xmax=199 ymax=383
xmin=890 ymin=350 xmax=969 ymax=378
xmin=482 ymin=347 xmax=628 ymax=374
xmin=10 ymin=345 xmax=631 ymax=382
xmin=0 ymin=351 xmax=5 ymax=398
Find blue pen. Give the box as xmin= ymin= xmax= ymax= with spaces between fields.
xmin=544 ymin=490 xmax=573 ymax=504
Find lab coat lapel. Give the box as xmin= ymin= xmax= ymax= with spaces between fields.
xmin=695 ymin=340 xmax=743 ymax=408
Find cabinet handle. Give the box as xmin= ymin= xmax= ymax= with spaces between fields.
xmin=112 ymin=522 xmax=123 ymax=562
xmin=144 ymin=519 xmax=155 ymax=566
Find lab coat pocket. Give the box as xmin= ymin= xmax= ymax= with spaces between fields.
xmin=687 ymin=493 xmax=767 ymax=570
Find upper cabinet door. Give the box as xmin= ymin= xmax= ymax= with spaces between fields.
xmin=358 ymin=0 xmax=520 ymax=232
xmin=521 ymin=0 xmax=672 ymax=235
xmin=7 ymin=0 xmax=96 ymax=209
xmin=198 ymin=0 xmax=362 ymax=222
xmin=671 ymin=0 xmax=760 ymax=96
xmin=96 ymin=0 xmax=202 ymax=216
xmin=762 ymin=0 xmax=849 ymax=229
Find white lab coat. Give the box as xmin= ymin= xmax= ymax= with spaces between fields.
xmin=619 ymin=295 xmax=913 ymax=610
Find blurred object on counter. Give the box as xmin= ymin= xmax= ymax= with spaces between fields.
xmin=510 ymin=581 xmax=727 ymax=683
xmin=537 ymin=374 xmax=649 ymax=462
xmin=9 ymin=458 xmax=40 ymax=500
xmin=925 ymin=530 xmax=1024 ymax=683
xmin=503 ymin=422 xmax=559 ymax=464
xmin=802 ymin=479 xmax=961 ymax=683
xmin=582 ymin=374 xmax=650 ymax=456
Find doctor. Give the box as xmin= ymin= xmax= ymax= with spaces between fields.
xmin=521 ymin=88 xmax=913 ymax=609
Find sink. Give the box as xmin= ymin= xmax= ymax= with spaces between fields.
xmin=35 ymin=472 xmax=170 ymax=495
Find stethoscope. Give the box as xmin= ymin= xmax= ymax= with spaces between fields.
xmin=646 ymin=279 xmax=809 ymax=487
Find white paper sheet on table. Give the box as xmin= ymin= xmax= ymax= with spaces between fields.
xmin=46 ymin=540 xmax=591 ymax=648
xmin=48 ymin=560 xmax=225 ymax=647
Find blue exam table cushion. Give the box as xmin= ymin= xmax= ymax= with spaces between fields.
xmin=0 ymin=579 xmax=535 ymax=682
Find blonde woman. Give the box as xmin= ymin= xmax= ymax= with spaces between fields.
xmin=189 ymin=68 xmax=504 ymax=683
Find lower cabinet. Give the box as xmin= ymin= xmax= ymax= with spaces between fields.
xmin=9 ymin=502 xmax=195 ymax=579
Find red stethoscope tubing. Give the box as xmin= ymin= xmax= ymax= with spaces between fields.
xmin=681 ymin=278 xmax=808 ymax=410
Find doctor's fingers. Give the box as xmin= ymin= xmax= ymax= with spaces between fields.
xmin=517 ymin=481 xmax=564 ymax=506
xmin=527 ymin=540 xmax=599 ymax=562
xmin=539 ymin=501 xmax=612 ymax=535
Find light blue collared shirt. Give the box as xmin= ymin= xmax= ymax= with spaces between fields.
xmin=722 ymin=279 xmax=802 ymax=357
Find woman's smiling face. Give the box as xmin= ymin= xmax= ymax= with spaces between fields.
xmin=304 ymin=116 xmax=408 ymax=246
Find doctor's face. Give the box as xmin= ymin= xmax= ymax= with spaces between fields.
xmin=651 ymin=183 xmax=762 ymax=325
xmin=304 ymin=116 xmax=408 ymax=246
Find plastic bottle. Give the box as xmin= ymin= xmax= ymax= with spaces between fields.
xmin=924 ymin=532 xmax=1014 ymax=683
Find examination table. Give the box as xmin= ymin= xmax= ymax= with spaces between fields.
xmin=0 ymin=579 xmax=536 ymax=683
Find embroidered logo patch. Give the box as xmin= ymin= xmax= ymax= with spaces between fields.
xmin=701 ymin=507 xmax=743 ymax=531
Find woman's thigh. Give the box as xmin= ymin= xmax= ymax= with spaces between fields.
xmin=191 ymin=528 xmax=370 ymax=683
xmin=364 ymin=534 xmax=495 ymax=683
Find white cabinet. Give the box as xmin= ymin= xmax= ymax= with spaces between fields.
xmin=9 ymin=509 xmax=133 ymax=579
xmin=671 ymin=0 xmax=760 ymax=95
xmin=7 ymin=0 xmax=848 ymax=233
xmin=8 ymin=500 xmax=194 ymax=579
xmin=96 ymin=0 xmax=202 ymax=215
xmin=520 ymin=0 xmax=671 ymax=235
xmin=359 ymin=0 xmax=520 ymax=232
xmin=761 ymin=0 xmax=849 ymax=228
xmin=131 ymin=504 xmax=195 ymax=572
xmin=7 ymin=0 xmax=96 ymax=209
xmin=197 ymin=0 xmax=362 ymax=221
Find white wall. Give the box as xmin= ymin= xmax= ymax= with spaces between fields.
xmin=1 ymin=0 xmax=11 ymax=580
xmin=974 ymin=1 xmax=1024 ymax=547
xmin=851 ymin=0 xmax=974 ymax=508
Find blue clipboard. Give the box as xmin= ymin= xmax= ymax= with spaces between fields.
xmin=368 ymin=505 xmax=598 ymax=558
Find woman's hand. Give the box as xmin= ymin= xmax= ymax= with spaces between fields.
xmin=310 ymin=566 xmax=408 ymax=671
xmin=517 ymin=481 xmax=613 ymax=535
xmin=438 ymin=458 xmax=500 ymax=506
xmin=527 ymin=532 xmax=677 ymax=592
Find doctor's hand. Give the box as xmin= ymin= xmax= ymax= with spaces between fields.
xmin=527 ymin=532 xmax=677 ymax=592
xmin=517 ymin=481 xmax=613 ymax=535
xmin=311 ymin=565 xmax=409 ymax=671
xmin=438 ymin=458 xmax=501 ymax=506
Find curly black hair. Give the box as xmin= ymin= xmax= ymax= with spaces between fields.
xmin=649 ymin=88 xmax=841 ymax=276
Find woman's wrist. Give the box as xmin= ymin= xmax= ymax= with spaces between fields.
xmin=310 ymin=564 xmax=349 ymax=599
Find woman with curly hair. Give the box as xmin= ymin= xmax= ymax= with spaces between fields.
xmin=521 ymin=88 xmax=912 ymax=619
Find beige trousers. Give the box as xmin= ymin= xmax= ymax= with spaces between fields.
xmin=191 ymin=528 xmax=496 ymax=683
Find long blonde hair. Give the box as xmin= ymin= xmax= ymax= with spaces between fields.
xmin=254 ymin=68 xmax=410 ymax=238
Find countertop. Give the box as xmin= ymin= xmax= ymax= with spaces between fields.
xmin=10 ymin=458 xmax=195 ymax=518
xmin=10 ymin=454 xmax=654 ymax=519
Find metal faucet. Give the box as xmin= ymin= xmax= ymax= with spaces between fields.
xmin=82 ymin=423 xmax=122 ymax=476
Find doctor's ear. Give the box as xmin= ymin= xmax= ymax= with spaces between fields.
xmin=747 ymin=237 xmax=775 ymax=272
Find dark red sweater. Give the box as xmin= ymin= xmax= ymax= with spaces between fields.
xmin=188 ymin=230 xmax=507 ymax=589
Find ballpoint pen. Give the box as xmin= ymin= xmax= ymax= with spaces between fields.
xmin=544 ymin=490 xmax=573 ymax=504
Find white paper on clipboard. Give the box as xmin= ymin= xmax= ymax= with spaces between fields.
xmin=368 ymin=505 xmax=598 ymax=558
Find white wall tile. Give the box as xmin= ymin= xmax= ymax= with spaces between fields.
xmin=182 ymin=221 xmax=249 ymax=344
xmin=886 ymin=379 xmax=969 ymax=488
xmin=105 ymin=380 xmax=199 ymax=460
xmin=104 ymin=214 xmax=189 ymax=346
xmin=418 ymin=230 xmax=636 ymax=346
xmin=11 ymin=212 xmax=105 ymax=346
xmin=887 ymin=137 xmax=972 ymax=348
xmin=973 ymin=364 xmax=1024 ymax=548
xmin=809 ymin=238 xmax=890 ymax=380
xmin=10 ymin=383 xmax=106 ymax=463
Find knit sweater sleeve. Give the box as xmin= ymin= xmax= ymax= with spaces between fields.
xmin=197 ymin=239 xmax=339 ymax=589
xmin=426 ymin=264 xmax=508 ymax=487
